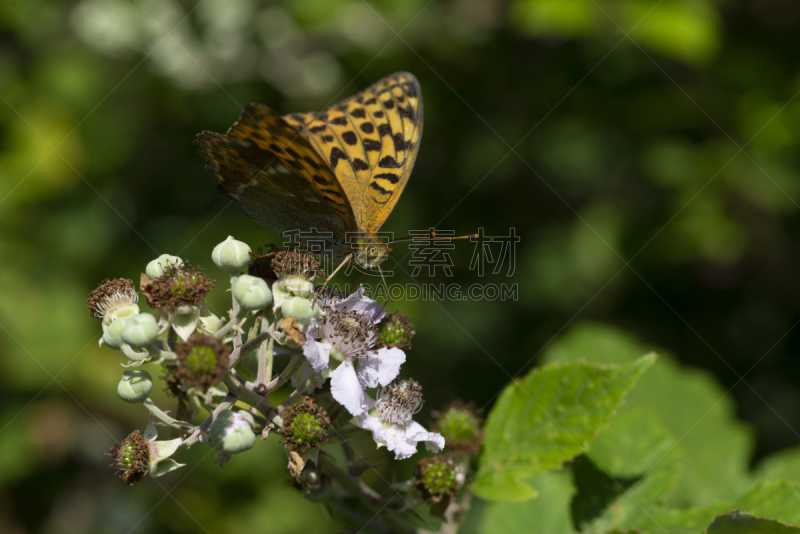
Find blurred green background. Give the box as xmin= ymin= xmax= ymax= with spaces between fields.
xmin=2 ymin=0 xmax=800 ymax=532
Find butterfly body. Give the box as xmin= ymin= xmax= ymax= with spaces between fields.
xmin=196 ymin=72 xmax=422 ymax=269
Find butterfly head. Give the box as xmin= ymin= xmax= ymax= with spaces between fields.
xmin=355 ymin=241 xmax=392 ymax=269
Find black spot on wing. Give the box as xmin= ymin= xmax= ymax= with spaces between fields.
xmin=321 ymin=135 xmax=334 ymax=143
xmin=365 ymin=98 xmax=377 ymax=105
xmin=379 ymin=156 xmax=402 ymax=168
xmin=383 ymin=100 xmax=395 ymax=109
xmin=398 ymin=105 xmax=414 ymax=120
xmin=392 ymin=133 xmax=405 ymax=152
xmin=309 ymin=124 xmax=327 ymax=133
xmin=350 ymin=108 xmax=366 ymax=118
xmin=353 ymin=158 xmax=369 ymax=171
xmin=375 ymin=172 xmax=400 ymax=184
xmin=364 ymin=139 xmax=381 ymax=152
xmin=304 ymin=156 xmax=321 ymax=169
xmin=330 ymin=147 xmax=347 ymax=169
xmin=377 ymin=124 xmax=391 ymax=137
xmin=342 ymin=131 xmax=358 ymax=145
xmin=373 ymin=110 xmax=384 ymax=118
xmin=369 ymin=182 xmax=391 ymax=195
xmin=330 ymin=116 xmax=348 ymax=125
xmin=370 ymin=182 xmax=391 ymax=195
xmin=360 ymin=122 xmax=375 ymax=134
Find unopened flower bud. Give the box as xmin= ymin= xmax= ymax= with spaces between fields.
xmin=233 ymin=274 xmax=272 ymax=311
xmin=281 ymin=297 xmax=319 ymax=327
xmin=121 ymin=314 xmax=158 ymax=348
xmin=212 ymin=236 xmax=252 ymax=273
xmin=102 ymin=319 xmax=127 ymax=350
xmin=117 ymin=370 xmax=153 ymax=403
xmin=433 ymin=401 xmax=483 ymax=455
xmin=146 ymin=254 xmax=183 ymax=279
xmin=210 ymin=410 xmax=256 ymax=454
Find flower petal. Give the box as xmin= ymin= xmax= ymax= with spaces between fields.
xmin=339 ymin=287 xmax=386 ymax=323
xmin=406 ymin=421 xmax=445 ymax=453
xmin=357 ymin=347 xmax=405 ymax=388
xmin=331 ymin=359 xmax=364 ymax=415
xmin=305 ymin=317 xmax=322 ymax=340
xmin=303 ymin=338 xmax=331 ymax=372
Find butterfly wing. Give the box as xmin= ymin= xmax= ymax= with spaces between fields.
xmin=196 ymin=104 xmax=359 ymax=244
xmin=283 ymin=72 xmax=423 ymax=234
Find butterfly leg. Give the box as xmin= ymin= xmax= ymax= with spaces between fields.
xmin=312 ymin=254 xmax=352 ymax=307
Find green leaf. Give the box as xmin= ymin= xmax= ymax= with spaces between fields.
xmin=755 ymin=445 xmax=800 ymax=483
xmin=623 ymin=480 xmax=800 ymax=532
xmin=570 ymin=455 xmax=641 ymax=531
xmin=476 ymin=471 xmax=577 ymax=534
xmin=735 ymin=480 xmax=800 ymax=526
xmin=705 ymin=510 xmax=800 ymax=533
xmin=473 ymin=353 xmax=656 ymax=501
xmin=571 ymin=410 xmax=685 ymax=531
xmin=542 ymin=322 xmax=753 ymax=506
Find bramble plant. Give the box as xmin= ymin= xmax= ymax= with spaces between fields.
xmin=89 ymin=238 xmax=800 ymax=533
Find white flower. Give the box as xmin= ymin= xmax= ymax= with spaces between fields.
xmin=353 ymin=386 xmax=444 ymax=460
xmin=303 ymin=308 xmax=404 ymax=415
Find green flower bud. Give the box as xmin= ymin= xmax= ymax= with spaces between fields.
xmin=433 ymin=401 xmax=483 ymax=455
xmin=281 ymin=297 xmax=319 ymax=327
xmin=145 ymin=254 xmax=183 ymax=279
xmin=117 ymin=370 xmax=154 ymax=403
xmin=121 ymin=314 xmax=159 ymax=348
xmin=415 ymin=455 xmax=457 ymax=502
xmin=102 ymin=319 xmax=127 ymax=350
xmin=210 ymin=410 xmax=256 ymax=454
xmin=232 ymin=274 xmax=272 ymax=311
xmin=272 ymin=277 xmax=314 ymax=313
xmin=212 ymin=236 xmax=252 ymax=273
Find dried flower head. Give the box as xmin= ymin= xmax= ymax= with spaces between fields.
xmin=108 ymin=430 xmax=150 ymax=485
xmin=87 ymin=278 xmax=138 ymax=319
xmin=272 ymin=250 xmax=323 ymax=281
xmin=378 ymin=313 xmax=415 ymax=349
xmin=172 ymin=333 xmax=230 ymax=391
xmin=415 ymin=455 xmax=457 ymax=503
xmin=376 ymin=378 xmax=423 ymax=425
xmin=142 ymin=261 xmax=215 ymax=312
xmin=432 ymin=400 xmax=483 ymax=455
xmin=279 ymin=398 xmax=330 ymax=453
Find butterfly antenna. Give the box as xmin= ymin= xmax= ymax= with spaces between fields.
xmin=390 ymin=231 xmax=478 ymax=244
xmin=377 ymin=265 xmax=391 ymax=311
xmin=312 ymin=254 xmax=352 ymax=307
